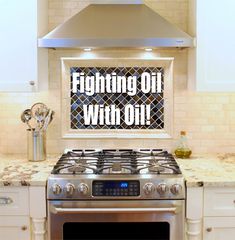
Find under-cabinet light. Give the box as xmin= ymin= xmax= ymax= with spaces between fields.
xmin=84 ymin=48 xmax=92 ymax=52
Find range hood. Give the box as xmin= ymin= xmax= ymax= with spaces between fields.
xmin=38 ymin=3 xmax=194 ymax=48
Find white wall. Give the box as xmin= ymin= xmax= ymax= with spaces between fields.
xmin=1 ymin=0 xmax=235 ymax=154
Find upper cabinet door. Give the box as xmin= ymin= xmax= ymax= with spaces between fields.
xmin=0 ymin=0 xmax=48 ymax=92
xmin=188 ymin=0 xmax=235 ymax=91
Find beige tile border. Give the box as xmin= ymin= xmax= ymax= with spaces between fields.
xmin=61 ymin=57 xmax=174 ymax=139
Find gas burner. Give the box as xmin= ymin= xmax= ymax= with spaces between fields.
xmin=67 ymin=164 xmax=86 ymax=174
xmin=144 ymin=159 xmax=180 ymax=174
xmin=51 ymin=149 xmax=181 ymax=175
xmin=148 ymin=162 xmax=164 ymax=173
xmin=112 ymin=162 xmax=122 ymax=173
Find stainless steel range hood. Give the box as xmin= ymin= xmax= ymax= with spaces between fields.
xmin=38 ymin=3 xmax=194 ymax=48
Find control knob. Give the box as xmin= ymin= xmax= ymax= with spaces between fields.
xmin=65 ymin=183 xmax=75 ymax=196
xmin=52 ymin=184 xmax=62 ymax=195
xmin=171 ymin=184 xmax=182 ymax=195
xmin=143 ymin=183 xmax=155 ymax=195
xmin=157 ymin=183 xmax=168 ymax=195
xmin=78 ymin=183 xmax=89 ymax=195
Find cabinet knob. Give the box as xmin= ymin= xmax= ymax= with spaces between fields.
xmin=29 ymin=80 xmax=35 ymax=86
xmin=206 ymin=227 xmax=212 ymax=232
xmin=21 ymin=226 xmax=27 ymax=231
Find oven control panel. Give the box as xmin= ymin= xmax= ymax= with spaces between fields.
xmin=92 ymin=180 xmax=140 ymax=196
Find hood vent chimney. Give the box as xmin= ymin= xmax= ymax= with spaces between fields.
xmin=38 ymin=2 xmax=194 ymax=48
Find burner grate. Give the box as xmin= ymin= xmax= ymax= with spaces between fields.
xmin=51 ymin=149 xmax=181 ymax=175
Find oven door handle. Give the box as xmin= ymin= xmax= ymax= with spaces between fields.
xmin=52 ymin=207 xmax=178 ymax=214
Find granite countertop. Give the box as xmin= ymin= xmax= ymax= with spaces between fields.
xmin=176 ymin=153 xmax=235 ymax=187
xmin=0 ymin=154 xmax=58 ymax=187
xmin=1 ymin=153 xmax=235 ymax=188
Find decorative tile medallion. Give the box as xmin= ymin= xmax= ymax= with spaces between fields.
xmin=70 ymin=67 xmax=164 ymax=129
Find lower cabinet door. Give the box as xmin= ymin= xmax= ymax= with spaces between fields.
xmin=204 ymin=217 xmax=235 ymax=240
xmin=0 ymin=216 xmax=30 ymax=240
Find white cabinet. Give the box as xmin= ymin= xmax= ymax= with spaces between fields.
xmin=204 ymin=188 xmax=235 ymax=217
xmin=0 ymin=187 xmax=30 ymax=240
xmin=204 ymin=217 xmax=235 ymax=240
xmin=0 ymin=0 xmax=48 ymax=92
xmin=0 ymin=187 xmax=29 ymax=215
xmin=203 ymin=187 xmax=235 ymax=240
xmin=186 ymin=187 xmax=235 ymax=240
xmin=0 ymin=216 xmax=30 ymax=240
xmin=188 ymin=0 xmax=235 ymax=91
xmin=0 ymin=186 xmax=47 ymax=240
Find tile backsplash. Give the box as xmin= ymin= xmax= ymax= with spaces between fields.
xmin=1 ymin=0 xmax=235 ymax=154
xmin=70 ymin=66 xmax=164 ymax=130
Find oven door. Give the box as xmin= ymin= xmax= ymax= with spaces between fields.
xmin=48 ymin=200 xmax=185 ymax=240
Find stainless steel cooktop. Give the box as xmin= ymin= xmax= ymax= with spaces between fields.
xmin=47 ymin=149 xmax=185 ymax=200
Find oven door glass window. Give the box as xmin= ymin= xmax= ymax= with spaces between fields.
xmin=63 ymin=222 xmax=169 ymax=240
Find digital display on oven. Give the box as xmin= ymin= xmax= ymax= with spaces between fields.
xmin=120 ymin=182 xmax=128 ymax=188
xmin=92 ymin=180 xmax=140 ymax=196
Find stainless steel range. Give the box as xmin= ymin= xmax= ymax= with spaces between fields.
xmin=47 ymin=149 xmax=185 ymax=240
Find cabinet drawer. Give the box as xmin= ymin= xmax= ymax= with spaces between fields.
xmin=204 ymin=217 xmax=235 ymax=240
xmin=204 ymin=188 xmax=235 ymax=217
xmin=0 ymin=216 xmax=30 ymax=240
xmin=0 ymin=187 xmax=29 ymax=215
